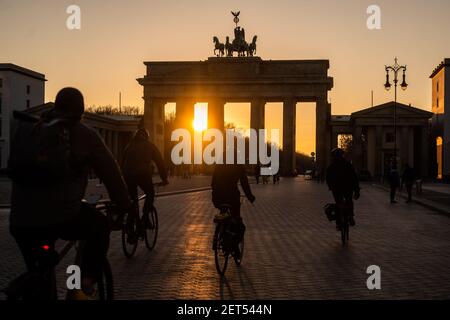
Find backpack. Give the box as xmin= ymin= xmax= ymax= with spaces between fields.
xmin=8 ymin=116 xmax=74 ymax=186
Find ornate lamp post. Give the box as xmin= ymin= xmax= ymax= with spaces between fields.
xmin=384 ymin=57 xmax=408 ymax=164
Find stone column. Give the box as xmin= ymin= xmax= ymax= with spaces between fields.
xmin=208 ymin=99 xmax=225 ymax=131
xmin=401 ymin=126 xmax=410 ymax=169
xmin=316 ymin=99 xmax=331 ymax=175
xmin=98 ymin=129 xmax=104 ymax=142
xmin=375 ymin=126 xmax=383 ymax=180
xmin=331 ymin=132 xmax=339 ymax=150
xmin=250 ymin=99 xmax=265 ymax=131
xmin=175 ymin=99 xmax=195 ymax=130
xmin=283 ymin=98 xmax=296 ymax=176
xmin=113 ymin=131 xmax=119 ymax=160
xmin=353 ymin=126 xmax=363 ymax=171
xmin=420 ymin=126 xmax=429 ymax=178
xmin=251 ymin=99 xmax=266 ymax=163
xmin=144 ymin=98 xmax=166 ymax=154
xmin=175 ymin=99 xmax=196 ymax=164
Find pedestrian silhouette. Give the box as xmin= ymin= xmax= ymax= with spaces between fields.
xmin=401 ymin=163 xmax=415 ymax=203
xmin=254 ymin=163 xmax=261 ymax=184
xmin=388 ymin=160 xmax=400 ymax=203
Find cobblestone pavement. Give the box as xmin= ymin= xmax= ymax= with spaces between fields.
xmin=1 ymin=178 xmax=450 ymax=299
xmin=0 ymin=175 xmax=213 ymax=205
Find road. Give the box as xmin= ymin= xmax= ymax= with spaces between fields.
xmin=1 ymin=178 xmax=450 ymax=299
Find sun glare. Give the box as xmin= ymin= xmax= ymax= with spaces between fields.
xmin=193 ymin=103 xmax=208 ymax=132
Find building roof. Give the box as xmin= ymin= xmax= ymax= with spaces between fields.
xmin=351 ymin=101 xmax=432 ymax=118
xmin=0 ymin=63 xmax=47 ymax=81
xmin=430 ymin=59 xmax=450 ymax=78
xmin=24 ymin=103 xmax=141 ymax=132
xmin=331 ymin=115 xmax=351 ymax=122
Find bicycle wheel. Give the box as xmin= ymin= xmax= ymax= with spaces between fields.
xmin=234 ymin=237 xmax=244 ymax=266
xmin=122 ymin=215 xmax=138 ymax=258
xmin=345 ymin=222 xmax=350 ymax=242
xmin=214 ymin=224 xmax=229 ymax=276
xmin=341 ymin=217 xmax=349 ymax=246
xmin=96 ymin=258 xmax=114 ymax=300
xmin=144 ymin=206 xmax=158 ymax=251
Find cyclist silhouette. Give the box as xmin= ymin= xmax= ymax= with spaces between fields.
xmin=122 ymin=128 xmax=168 ymax=241
xmin=211 ymin=148 xmax=255 ymax=256
xmin=325 ymin=148 xmax=360 ymax=228
xmin=8 ymin=88 xmax=132 ymax=299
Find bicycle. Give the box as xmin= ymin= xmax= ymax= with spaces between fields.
xmin=336 ymin=202 xmax=350 ymax=246
xmin=213 ymin=196 xmax=248 ymax=276
xmin=122 ymin=182 xmax=163 ymax=258
xmin=3 ymin=196 xmax=118 ymax=300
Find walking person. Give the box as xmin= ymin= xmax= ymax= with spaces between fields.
xmin=401 ymin=163 xmax=415 ymax=203
xmin=388 ymin=161 xmax=400 ymax=204
xmin=254 ymin=163 xmax=261 ymax=184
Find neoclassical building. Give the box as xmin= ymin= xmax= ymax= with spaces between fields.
xmin=331 ymin=102 xmax=432 ymax=180
xmin=25 ymin=103 xmax=140 ymax=162
xmin=137 ymin=57 xmax=334 ymax=175
xmin=430 ymin=58 xmax=450 ymax=180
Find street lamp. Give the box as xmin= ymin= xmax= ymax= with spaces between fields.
xmin=384 ymin=57 xmax=408 ymax=164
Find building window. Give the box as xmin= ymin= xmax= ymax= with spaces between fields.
xmin=26 ymin=85 xmax=30 ymax=94
xmin=26 ymin=100 xmax=30 ymax=108
xmin=385 ymin=132 xmax=395 ymax=143
xmin=0 ymin=78 xmax=3 ymax=88
xmin=437 ymin=98 xmax=439 ymax=109
xmin=437 ymin=80 xmax=439 ymax=92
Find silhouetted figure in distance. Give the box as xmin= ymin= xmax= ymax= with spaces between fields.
xmin=326 ymin=148 xmax=360 ymax=228
xmin=254 ymin=163 xmax=261 ymax=184
xmin=122 ymin=128 xmax=168 ymax=242
xmin=211 ymin=150 xmax=255 ymax=257
xmin=388 ymin=161 xmax=400 ymax=204
xmin=401 ymin=163 xmax=415 ymax=203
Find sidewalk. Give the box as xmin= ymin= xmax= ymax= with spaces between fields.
xmin=373 ymin=182 xmax=450 ymax=215
xmin=422 ymin=182 xmax=450 ymax=195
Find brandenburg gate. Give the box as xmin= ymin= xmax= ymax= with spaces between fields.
xmin=137 ymin=57 xmax=333 ymax=175
xmin=137 ymin=13 xmax=334 ymax=175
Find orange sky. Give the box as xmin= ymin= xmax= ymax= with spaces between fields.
xmin=2 ymin=0 xmax=450 ymax=154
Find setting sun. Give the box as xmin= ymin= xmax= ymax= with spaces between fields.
xmin=193 ymin=103 xmax=208 ymax=132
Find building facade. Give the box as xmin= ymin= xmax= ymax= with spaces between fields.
xmin=331 ymin=102 xmax=432 ymax=181
xmin=25 ymin=103 xmax=140 ymax=163
xmin=137 ymin=57 xmax=334 ymax=175
xmin=430 ymin=58 xmax=450 ymax=180
xmin=0 ymin=64 xmax=46 ymax=168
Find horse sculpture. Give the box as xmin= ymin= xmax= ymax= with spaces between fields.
xmin=213 ymin=36 xmax=225 ymax=57
xmin=248 ymin=35 xmax=257 ymax=56
xmin=225 ymin=36 xmax=255 ymax=57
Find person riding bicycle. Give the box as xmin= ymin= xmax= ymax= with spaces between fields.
xmin=325 ymin=148 xmax=360 ymax=229
xmin=8 ymin=87 xmax=132 ymax=299
xmin=122 ymin=128 xmax=168 ymax=242
xmin=211 ymin=148 xmax=255 ymax=257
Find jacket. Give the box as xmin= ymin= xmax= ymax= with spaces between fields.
xmin=9 ymin=119 xmax=131 ymax=227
